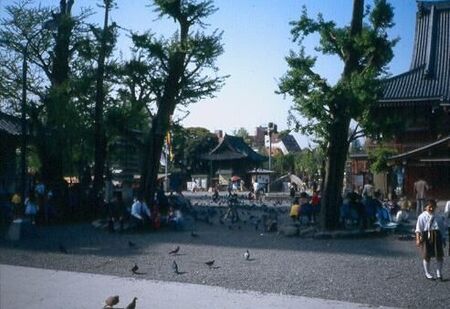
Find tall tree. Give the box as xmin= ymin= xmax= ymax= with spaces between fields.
xmin=278 ymin=0 xmax=397 ymax=230
xmin=0 ymin=1 xmax=89 ymax=188
xmin=92 ymin=0 xmax=117 ymax=206
xmin=132 ymin=0 xmax=226 ymax=204
xmin=42 ymin=0 xmax=76 ymax=186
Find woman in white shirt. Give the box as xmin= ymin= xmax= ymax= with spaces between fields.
xmin=415 ymin=199 xmax=447 ymax=280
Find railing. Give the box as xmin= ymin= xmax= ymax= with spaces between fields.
xmin=364 ymin=141 xmax=431 ymax=154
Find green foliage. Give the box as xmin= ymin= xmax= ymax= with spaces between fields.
xmin=271 ymin=147 xmax=324 ymax=179
xmin=272 ymin=153 xmax=296 ymax=176
xmin=171 ymin=125 xmax=218 ymax=174
xmin=295 ymin=147 xmax=324 ymax=176
xmin=0 ymin=0 xmax=225 ymax=195
xmin=368 ymin=146 xmax=397 ymax=173
xmin=233 ymin=127 xmax=252 ymax=145
xmin=278 ymin=0 xmax=398 ymax=144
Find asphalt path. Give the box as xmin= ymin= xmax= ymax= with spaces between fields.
xmin=0 ymin=200 xmax=449 ymax=308
xmin=1 ymin=264 xmax=396 ymax=309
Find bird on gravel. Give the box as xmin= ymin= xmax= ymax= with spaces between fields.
xmin=172 ymin=260 xmax=180 ymax=274
xmin=131 ymin=264 xmax=139 ymax=274
xmin=59 ymin=243 xmax=68 ymax=254
xmin=125 ymin=297 xmax=137 ymax=309
xmin=244 ymin=250 xmax=250 ymax=260
xmin=169 ymin=246 xmax=180 ymax=255
xmin=104 ymin=295 xmax=119 ymax=308
xmin=205 ymin=260 xmax=215 ymax=268
xmin=191 ymin=230 xmax=199 ymax=237
xmin=128 ymin=241 xmax=137 ymax=248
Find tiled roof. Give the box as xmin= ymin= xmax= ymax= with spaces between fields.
xmin=380 ymin=1 xmax=450 ymax=105
xmin=389 ymin=135 xmax=450 ymax=160
xmin=202 ymin=134 xmax=267 ymax=162
xmin=0 ymin=112 xmax=21 ymax=136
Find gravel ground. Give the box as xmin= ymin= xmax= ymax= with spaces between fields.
xmin=1 ymin=205 xmax=449 ymax=309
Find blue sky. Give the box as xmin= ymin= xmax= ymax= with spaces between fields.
xmin=1 ymin=0 xmax=422 ymax=147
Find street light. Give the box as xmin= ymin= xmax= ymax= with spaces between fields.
xmin=266 ymin=122 xmax=277 ymax=193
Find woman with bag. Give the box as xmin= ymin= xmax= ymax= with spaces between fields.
xmin=415 ymin=199 xmax=447 ymax=281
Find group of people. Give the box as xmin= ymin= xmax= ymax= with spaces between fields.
xmin=104 ymin=186 xmax=189 ymax=232
xmin=339 ymin=180 xmax=413 ymax=229
xmin=289 ymin=190 xmax=321 ymax=224
xmin=6 ymin=180 xmax=56 ymax=225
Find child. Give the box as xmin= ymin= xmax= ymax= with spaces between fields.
xmin=311 ymin=190 xmax=321 ymax=223
xmin=415 ymin=199 xmax=447 ymax=280
xmin=289 ymin=197 xmax=300 ymax=223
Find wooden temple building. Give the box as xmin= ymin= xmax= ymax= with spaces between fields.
xmin=360 ymin=1 xmax=450 ymax=199
xmin=201 ymin=134 xmax=267 ymax=189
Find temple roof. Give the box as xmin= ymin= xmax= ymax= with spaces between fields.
xmin=201 ymin=134 xmax=267 ymax=162
xmin=380 ymin=1 xmax=450 ymax=105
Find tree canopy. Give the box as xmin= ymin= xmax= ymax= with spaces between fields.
xmin=279 ymin=0 xmax=397 ymax=230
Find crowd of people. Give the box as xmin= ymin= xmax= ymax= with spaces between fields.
xmin=0 ymin=179 xmax=57 ymax=226
xmin=101 ymin=184 xmax=193 ymax=233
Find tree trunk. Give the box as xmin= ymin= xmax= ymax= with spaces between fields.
xmin=92 ymin=0 xmax=111 ymax=208
xmin=140 ymin=16 xmax=189 ymax=206
xmin=320 ymin=117 xmax=350 ymax=230
xmin=320 ymin=0 xmax=364 ymax=230
xmin=141 ymin=115 xmax=168 ymax=205
xmin=41 ymin=0 xmax=75 ymax=187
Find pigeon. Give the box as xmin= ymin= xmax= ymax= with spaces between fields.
xmin=59 ymin=243 xmax=68 ymax=254
xmin=169 ymin=246 xmax=180 ymax=255
xmin=128 ymin=241 xmax=137 ymax=248
xmin=205 ymin=260 xmax=215 ymax=267
xmin=104 ymin=295 xmax=119 ymax=308
xmin=125 ymin=297 xmax=137 ymax=309
xmin=244 ymin=250 xmax=250 ymax=260
xmin=191 ymin=231 xmax=199 ymax=237
xmin=131 ymin=264 xmax=139 ymax=274
xmin=172 ymin=260 xmax=179 ymax=274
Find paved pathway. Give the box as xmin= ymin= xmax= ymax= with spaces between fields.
xmin=0 ymin=264 xmax=396 ymax=309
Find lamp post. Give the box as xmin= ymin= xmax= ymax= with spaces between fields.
xmin=267 ymin=122 xmax=277 ymax=193
xmin=20 ymin=42 xmax=30 ymax=206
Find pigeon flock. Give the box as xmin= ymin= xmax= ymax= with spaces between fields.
xmin=98 ymin=193 xmax=289 ymax=308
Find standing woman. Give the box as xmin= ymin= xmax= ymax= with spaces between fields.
xmin=415 ymin=199 xmax=447 ymax=280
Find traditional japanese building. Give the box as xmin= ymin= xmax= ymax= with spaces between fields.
xmin=201 ymin=134 xmax=267 ymax=188
xmin=370 ymin=1 xmax=450 ymax=199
